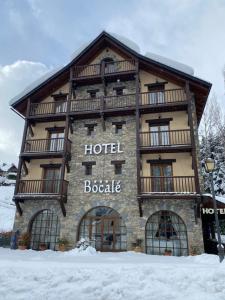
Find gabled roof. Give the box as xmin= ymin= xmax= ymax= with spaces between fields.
xmin=10 ymin=31 xmax=212 ymax=120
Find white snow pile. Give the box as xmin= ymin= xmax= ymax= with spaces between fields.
xmin=65 ymin=245 xmax=97 ymax=256
xmin=0 ymin=248 xmax=225 ymax=300
xmin=145 ymin=52 xmax=194 ymax=76
xmin=0 ymin=186 xmax=15 ymax=232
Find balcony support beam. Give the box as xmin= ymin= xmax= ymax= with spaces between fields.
xmin=186 ymin=81 xmax=200 ymax=195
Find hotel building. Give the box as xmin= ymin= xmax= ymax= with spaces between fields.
xmin=10 ymin=32 xmax=212 ymax=255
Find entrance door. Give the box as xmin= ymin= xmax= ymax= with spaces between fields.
xmin=79 ymin=207 xmax=127 ymax=251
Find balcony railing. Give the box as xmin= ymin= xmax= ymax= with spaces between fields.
xmin=29 ymin=89 xmax=187 ymax=116
xmin=140 ymin=129 xmax=191 ymax=148
xmin=23 ymin=138 xmax=71 ymax=154
xmin=17 ymin=179 xmax=68 ymax=195
xmin=141 ymin=176 xmax=196 ymax=193
xmin=72 ymin=59 xmax=136 ymax=79
xmin=29 ymin=101 xmax=67 ymax=116
xmin=139 ymin=89 xmax=187 ymax=106
xmin=70 ymin=98 xmax=101 ymax=112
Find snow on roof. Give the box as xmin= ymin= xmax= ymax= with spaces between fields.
xmin=9 ymin=67 xmax=62 ymax=106
xmin=0 ymin=163 xmax=17 ymax=172
xmin=9 ymin=31 xmax=197 ymax=107
xmin=108 ymin=32 xmax=140 ymax=54
xmin=145 ymin=52 xmax=194 ymax=76
xmin=203 ymin=193 xmax=225 ymax=205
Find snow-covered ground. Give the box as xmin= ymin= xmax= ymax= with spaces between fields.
xmin=0 ymin=248 xmax=225 ymax=300
xmin=0 ymin=186 xmax=15 ymax=231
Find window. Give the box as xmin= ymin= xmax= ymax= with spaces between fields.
xmin=30 ymin=210 xmax=60 ymax=251
xmin=82 ymin=162 xmax=96 ymax=175
xmin=102 ymin=57 xmax=115 ymax=74
xmin=147 ymin=83 xmax=165 ymax=104
xmin=113 ymin=86 xmax=125 ymax=96
xmin=111 ymin=160 xmax=125 ymax=175
xmin=149 ymin=161 xmax=174 ymax=192
xmin=41 ymin=165 xmax=61 ymax=193
xmin=47 ymin=128 xmax=65 ymax=152
xmin=112 ymin=121 xmax=126 ymax=134
xmin=146 ymin=211 xmax=188 ymax=256
xmin=52 ymin=93 xmax=68 ymax=113
xmin=87 ymin=89 xmax=99 ymax=99
xmin=85 ymin=124 xmax=97 ymax=136
xmin=149 ymin=124 xmax=169 ymax=146
xmin=115 ymin=124 xmax=123 ymax=134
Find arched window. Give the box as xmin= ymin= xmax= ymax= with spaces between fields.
xmin=79 ymin=206 xmax=127 ymax=252
xmin=29 ymin=209 xmax=60 ymax=250
xmin=146 ymin=210 xmax=188 ymax=256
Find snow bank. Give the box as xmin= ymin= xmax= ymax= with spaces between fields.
xmin=0 ymin=186 xmax=15 ymax=231
xmin=0 ymin=248 xmax=225 ymax=300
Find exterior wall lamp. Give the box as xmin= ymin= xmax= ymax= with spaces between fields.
xmin=205 ymin=158 xmax=224 ymax=262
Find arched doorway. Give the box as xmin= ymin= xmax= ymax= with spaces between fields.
xmin=78 ymin=206 xmax=127 ymax=251
xmin=146 ymin=210 xmax=188 ymax=256
xmin=29 ymin=209 xmax=60 ymax=250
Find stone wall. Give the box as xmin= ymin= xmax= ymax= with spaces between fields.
xmin=62 ymin=114 xmax=140 ymax=250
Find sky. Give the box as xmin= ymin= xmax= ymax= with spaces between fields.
xmin=0 ymin=0 xmax=225 ymax=163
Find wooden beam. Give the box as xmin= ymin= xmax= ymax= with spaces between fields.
xmin=59 ymin=199 xmax=66 ymax=217
xmin=15 ymin=200 xmax=23 ymax=216
xmin=186 ymin=82 xmax=200 ymax=194
xmin=22 ymin=160 xmax=28 ymax=175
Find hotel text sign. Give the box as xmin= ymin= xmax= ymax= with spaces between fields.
xmin=84 ymin=142 xmax=123 ymax=194
xmin=202 ymin=208 xmax=225 ymax=214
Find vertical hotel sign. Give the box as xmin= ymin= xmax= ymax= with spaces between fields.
xmin=83 ymin=142 xmax=123 ymax=194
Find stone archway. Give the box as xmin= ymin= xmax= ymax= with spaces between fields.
xmin=78 ymin=206 xmax=127 ymax=252
xmin=145 ymin=210 xmax=188 ymax=256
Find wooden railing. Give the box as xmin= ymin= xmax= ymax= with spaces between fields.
xmin=29 ymin=89 xmax=187 ymax=116
xmin=140 ymin=129 xmax=191 ymax=147
xmin=70 ymin=98 xmax=101 ymax=112
xmin=141 ymin=176 xmax=196 ymax=193
xmin=23 ymin=138 xmax=71 ymax=153
xmin=139 ymin=89 xmax=187 ymax=106
xmin=104 ymin=94 xmax=136 ymax=109
xmin=72 ymin=59 xmax=136 ymax=79
xmin=18 ymin=179 xmax=68 ymax=195
xmin=29 ymin=101 xmax=67 ymax=116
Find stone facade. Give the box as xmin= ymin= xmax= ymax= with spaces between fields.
xmin=12 ymin=54 xmax=205 ymax=255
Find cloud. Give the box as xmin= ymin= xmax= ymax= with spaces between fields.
xmin=105 ymin=0 xmax=225 ymax=101
xmin=0 ymin=60 xmax=50 ymax=163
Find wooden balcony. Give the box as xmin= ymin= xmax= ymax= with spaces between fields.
xmin=72 ymin=59 xmax=136 ymax=83
xmin=28 ymin=89 xmax=187 ymax=119
xmin=21 ymin=138 xmax=71 ymax=159
xmin=140 ymin=129 xmax=191 ymax=153
xmin=16 ymin=179 xmax=68 ymax=197
xmin=139 ymin=89 xmax=188 ymax=114
xmin=29 ymin=101 xmax=67 ymax=121
xmin=141 ymin=176 xmax=196 ymax=194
